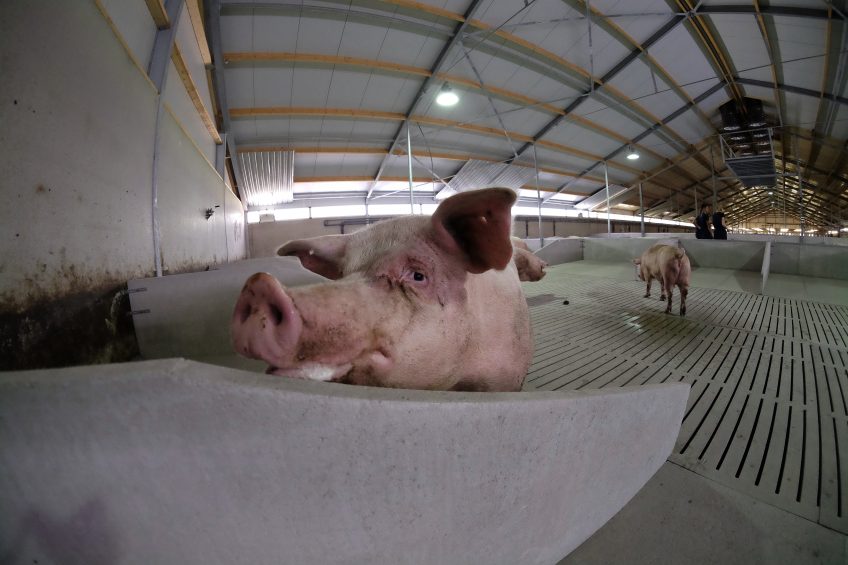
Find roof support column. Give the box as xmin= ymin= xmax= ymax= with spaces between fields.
xmin=604 ymin=161 xmax=611 ymax=234
xmin=534 ymin=144 xmax=544 ymax=247
xmin=149 ymin=0 xmax=185 ymax=277
xmin=407 ymin=125 xmax=415 ymax=214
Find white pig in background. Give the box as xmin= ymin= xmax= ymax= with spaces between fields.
xmin=634 ymin=243 xmax=691 ymax=316
xmin=511 ymin=237 xmax=547 ymax=281
xmin=231 ymin=188 xmax=533 ymax=392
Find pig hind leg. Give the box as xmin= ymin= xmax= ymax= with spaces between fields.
xmin=662 ymin=278 xmax=674 ymax=314
xmin=644 ymin=276 xmax=652 ymax=298
xmin=679 ymin=284 xmax=688 ymax=316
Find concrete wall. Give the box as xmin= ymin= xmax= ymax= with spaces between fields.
xmin=0 ymin=2 xmax=246 ymax=370
xmin=536 ymin=239 xmax=584 ymax=266
xmin=680 ymin=241 xmax=766 ymax=271
xmin=584 ymin=238 xmax=681 ymax=263
xmin=249 ymin=217 xmax=683 ymax=258
xmin=249 ymin=219 xmax=362 ymax=258
xmin=770 ymin=243 xmax=848 ymax=280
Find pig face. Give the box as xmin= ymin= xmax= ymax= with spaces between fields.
xmin=231 ymin=188 xmax=532 ymax=392
xmin=513 ymin=247 xmax=547 ymax=281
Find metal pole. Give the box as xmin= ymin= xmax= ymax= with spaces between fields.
xmin=533 ymin=144 xmax=544 ymax=247
xmin=709 ymin=141 xmax=717 ymax=209
xmin=149 ymin=0 xmax=185 ymax=277
xmin=639 ymin=182 xmax=645 ymax=237
xmin=604 ymin=161 xmax=611 ymax=234
xmin=693 ymin=187 xmax=698 ymax=220
xmin=407 ymin=125 xmax=415 ymax=214
xmin=797 ymin=156 xmax=804 ymax=240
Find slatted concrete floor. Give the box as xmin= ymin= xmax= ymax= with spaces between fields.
xmin=523 ymin=264 xmax=848 ymax=534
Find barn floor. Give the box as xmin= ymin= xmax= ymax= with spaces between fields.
xmin=523 ymin=263 xmax=848 ymax=564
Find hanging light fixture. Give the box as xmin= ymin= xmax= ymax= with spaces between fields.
xmin=436 ymin=83 xmax=459 ymax=106
xmin=626 ymin=145 xmax=640 ymax=160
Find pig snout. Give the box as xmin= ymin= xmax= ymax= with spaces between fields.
xmin=231 ymin=273 xmax=303 ymax=368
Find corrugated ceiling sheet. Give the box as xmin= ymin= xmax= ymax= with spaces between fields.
xmin=239 ymin=150 xmax=295 ymax=208
xmin=575 ymin=184 xmax=630 ymax=209
xmin=449 ymin=159 xmax=536 ymax=192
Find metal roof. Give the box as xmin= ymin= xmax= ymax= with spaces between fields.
xmin=206 ymin=0 xmax=848 ymax=229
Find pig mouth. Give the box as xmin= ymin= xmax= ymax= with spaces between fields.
xmin=266 ymin=363 xmax=354 ymax=382
xmin=264 ymin=348 xmax=393 ymax=383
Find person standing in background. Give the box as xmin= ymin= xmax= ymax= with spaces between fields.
xmin=695 ymin=204 xmax=713 ymax=239
xmin=712 ymin=209 xmax=728 ymax=240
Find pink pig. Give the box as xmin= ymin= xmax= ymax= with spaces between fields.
xmin=511 ymin=238 xmax=547 ymax=281
xmin=231 ymin=188 xmax=533 ymax=391
xmin=634 ymin=243 xmax=691 ymax=316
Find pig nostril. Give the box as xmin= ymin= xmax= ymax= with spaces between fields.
xmin=269 ymin=304 xmax=284 ymax=326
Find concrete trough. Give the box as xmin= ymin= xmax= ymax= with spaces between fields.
xmin=0 ymin=360 xmax=688 ymax=565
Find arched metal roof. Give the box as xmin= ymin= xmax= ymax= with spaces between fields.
xmin=206 ymin=0 xmax=848 ymax=229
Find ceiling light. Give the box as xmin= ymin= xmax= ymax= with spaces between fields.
xmin=436 ymin=84 xmax=459 ymax=106
xmin=626 ymin=146 xmax=640 ymax=160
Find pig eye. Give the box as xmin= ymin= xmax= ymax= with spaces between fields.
xmin=413 ymin=271 xmax=426 ymax=282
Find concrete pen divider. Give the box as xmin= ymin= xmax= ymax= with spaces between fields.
xmin=0 ymin=359 xmax=688 ymax=564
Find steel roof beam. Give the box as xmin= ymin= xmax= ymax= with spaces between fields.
xmin=700 ymin=4 xmax=844 ymax=21
xmin=367 ymin=0 xmax=487 ymax=199
xmin=513 ymin=14 xmax=685 ymax=158
xmin=736 ymin=78 xmax=848 ymax=106
xmin=208 ymin=0 xmax=245 ymax=191
xmin=548 ymin=80 xmax=728 ymax=202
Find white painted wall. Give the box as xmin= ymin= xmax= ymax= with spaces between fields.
xmin=248 ymin=216 xmax=682 ymax=258
xmin=0 ymin=2 xmax=245 ymax=328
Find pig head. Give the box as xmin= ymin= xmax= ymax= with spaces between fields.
xmin=231 ymin=188 xmax=532 ymax=392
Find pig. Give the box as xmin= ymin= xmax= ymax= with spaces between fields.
xmin=231 ymin=188 xmax=532 ymax=392
xmin=510 ymin=237 xmax=547 ymax=281
xmin=634 ymin=244 xmax=691 ymax=315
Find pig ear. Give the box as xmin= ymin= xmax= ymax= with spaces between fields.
xmin=277 ymin=235 xmax=348 ymax=280
xmin=432 ymin=188 xmax=516 ymax=273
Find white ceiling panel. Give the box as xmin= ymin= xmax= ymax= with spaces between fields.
xmin=772 ymin=15 xmax=827 ymax=91
xmin=394 ymin=32 xmax=447 ymax=68
xmin=219 ymin=13 xmax=256 ymax=52
xmin=359 ymin=75 xmax=423 ymax=113
xmin=250 ymin=13 xmax=301 ymax=52
xmin=590 ymin=0 xmax=675 ymax=14
xmin=664 ymin=110 xmax=713 ymax=146
xmin=290 ymin=67 xmax=334 ymax=106
xmin=784 ymin=93 xmax=824 ymax=131
xmin=544 ymin=122 xmax=621 ymax=158
xmin=606 ymin=57 xmax=674 ymax=104
xmin=639 ymin=132 xmax=684 ymax=160
xmin=323 ymin=69 xmax=374 ymax=108
xmin=348 ymin=120 xmax=398 ymax=144
xmin=577 ymin=102 xmax=652 ymax=140
xmin=337 ymin=21 xmax=399 ymax=61
xmin=708 ymin=15 xmax=771 ymax=75
xmin=829 ymin=105 xmax=848 ymax=142
xmin=681 ymin=77 xmax=724 ymax=101
xmin=694 ymin=87 xmax=732 ymax=119
xmin=295 ymin=16 xmax=350 ymax=55
xmin=647 ymin=21 xmax=718 ymax=93
xmin=603 ymin=14 xmax=677 ymax=47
